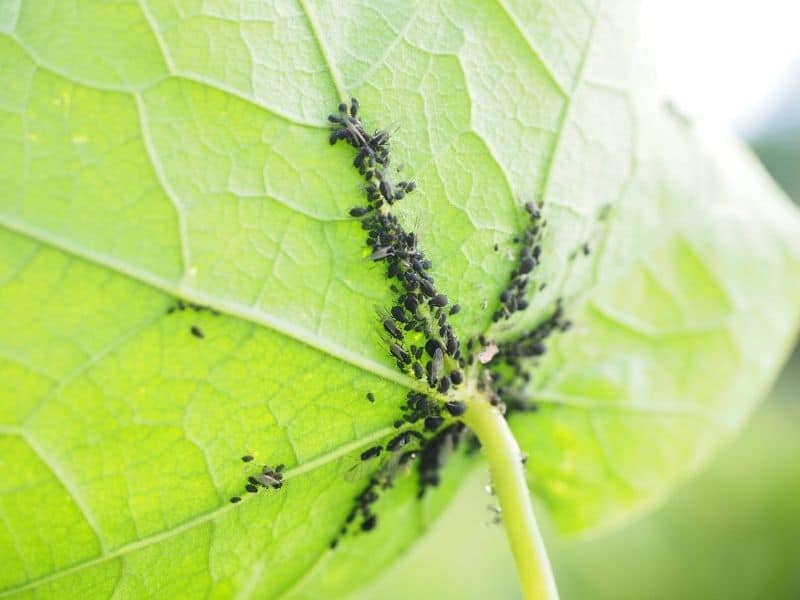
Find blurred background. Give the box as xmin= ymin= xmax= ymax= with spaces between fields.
xmin=355 ymin=2 xmax=800 ymax=598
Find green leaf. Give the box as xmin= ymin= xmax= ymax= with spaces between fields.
xmin=1 ymin=0 xmax=798 ymax=597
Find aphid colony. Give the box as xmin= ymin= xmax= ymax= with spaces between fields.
xmin=326 ymin=98 xmax=472 ymax=545
xmin=492 ymin=201 xmax=545 ymax=323
xmin=492 ymin=301 xmax=571 ymax=413
xmin=229 ymin=456 xmax=285 ymax=503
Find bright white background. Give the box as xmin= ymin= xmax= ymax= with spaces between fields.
xmin=642 ymin=0 xmax=800 ymax=134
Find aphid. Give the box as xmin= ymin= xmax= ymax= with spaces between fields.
xmin=449 ymin=370 xmax=463 ymax=385
xmin=360 ymin=446 xmax=382 ymax=461
xmin=445 ymin=400 xmax=466 ymax=416
xmin=361 ymin=514 xmax=377 ymax=531
xmin=391 ymin=306 xmax=408 ymax=323
xmin=449 ymin=304 xmax=461 ymax=315
xmin=412 ymin=362 xmax=424 ymax=379
xmin=230 ymin=496 xmax=242 ymax=503
xmin=246 ymin=484 xmax=258 ymax=493
xmin=241 ymin=455 xmax=254 ymax=462
xmin=190 ymin=326 xmax=204 ymax=339
xmin=253 ymin=473 xmax=282 ymax=488
xmin=367 ymin=392 xmax=375 ymax=403
xmin=524 ymin=201 xmax=540 ymax=219
xmin=425 ymin=338 xmax=444 ymax=357
xmin=387 ymin=433 xmax=410 ymax=452
xmin=429 ymin=294 xmax=448 ymax=308
xmin=519 ymin=257 xmax=536 ymax=274
xmin=429 ymin=348 xmax=444 ymax=386
xmin=383 ymin=318 xmax=403 ymax=340
xmin=393 ymin=419 xmax=404 ymax=428
xmin=330 ymin=539 xmax=339 ymax=550
xmin=390 ymin=343 xmax=409 ymax=363
xmin=405 ymin=181 xmax=416 ymax=193
xmin=349 ymin=206 xmax=370 ymax=217
xmin=437 ymin=376 xmax=451 ymax=393
xmin=370 ymin=246 xmax=394 ymax=261
xmin=419 ymin=278 xmax=435 ymax=297
xmin=350 ymin=97 xmax=359 ymax=117
xmin=424 ymin=415 xmax=444 ymax=432
xmin=404 ymin=295 xmax=419 ymax=312
xmin=338 ymin=102 xmax=347 ymax=114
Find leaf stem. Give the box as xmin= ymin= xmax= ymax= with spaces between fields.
xmin=461 ymin=398 xmax=559 ymax=600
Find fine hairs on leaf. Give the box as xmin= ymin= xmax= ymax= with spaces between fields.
xmin=1 ymin=1 xmax=800 ymax=598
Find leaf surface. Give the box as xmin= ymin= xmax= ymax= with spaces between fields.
xmin=1 ymin=0 xmax=799 ymax=597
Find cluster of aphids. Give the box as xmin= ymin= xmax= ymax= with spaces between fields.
xmin=229 ymin=456 xmax=285 ymax=504
xmin=329 ymin=98 xmax=464 ymax=396
xmin=491 ymin=300 xmax=572 ymax=413
xmin=327 ymin=98 xmax=472 ymax=545
xmin=329 ymin=99 xmax=415 ymax=208
xmin=493 ymin=201 xmax=545 ymax=322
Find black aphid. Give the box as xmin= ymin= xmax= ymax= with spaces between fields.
xmin=190 ymin=326 xmax=204 ymax=339
xmin=445 ymin=400 xmax=466 ymax=416
xmin=350 ymin=206 xmax=370 ymax=217
xmin=383 ymin=318 xmax=403 ymax=340
xmin=360 ymin=446 xmax=382 ymax=461
xmin=361 ymin=514 xmax=377 ymax=531
xmin=429 ymin=294 xmax=448 ymax=308
xmin=230 ymin=496 xmax=241 ymax=503
xmin=424 ymin=416 xmax=444 ymax=432
xmin=367 ymin=392 xmax=375 ymax=403
xmin=246 ymin=484 xmax=258 ymax=493
xmin=241 ymin=455 xmax=254 ymax=462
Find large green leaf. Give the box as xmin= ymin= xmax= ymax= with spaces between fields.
xmin=1 ymin=0 xmax=798 ymax=597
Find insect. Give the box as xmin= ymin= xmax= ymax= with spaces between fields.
xmin=360 ymin=446 xmax=382 ymax=461
xmin=349 ymin=206 xmax=370 ymax=217
xmin=241 ymin=455 xmax=254 ymax=462
xmin=230 ymin=496 xmax=241 ymax=503
xmin=425 ymin=416 xmax=444 ymax=431
xmin=382 ymin=318 xmax=403 ymax=341
xmin=366 ymin=392 xmax=375 ymax=403
xmin=429 ymin=294 xmax=448 ymax=308
xmin=445 ymin=400 xmax=466 ymax=416
xmin=190 ymin=326 xmax=204 ymax=338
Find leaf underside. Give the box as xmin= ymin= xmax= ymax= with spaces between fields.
xmin=1 ymin=0 xmax=799 ymax=597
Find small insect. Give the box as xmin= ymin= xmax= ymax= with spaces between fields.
xmin=230 ymin=496 xmax=242 ymax=503
xmin=445 ymin=400 xmax=466 ymax=416
xmin=429 ymin=294 xmax=448 ymax=308
xmin=404 ymin=295 xmax=419 ymax=313
xmin=190 ymin=326 xmax=204 ymax=339
xmin=437 ymin=376 xmax=451 ymax=393
xmin=390 ymin=343 xmax=410 ymax=363
xmin=412 ymin=362 xmax=424 ymax=379
xmin=349 ymin=206 xmax=370 ymax=217
xmin=429 ymin=348 xmax=444 ymax=386
xmin=360 ymin=446 xmax=383 ymax=461
xmin=350 ymin=97 xmax=359 ymax=117
xmin=449 ymin=304 xmax=461 ymax=315
xmin=246 ymin=484 xmax=258 ymax=493
xmin=449 ymin=370 xmax=463 ymax=385
xmin=424 ymin=415 xmax=444 ymax=432
xmin=361 ymin=514 xmax=377 ymax=532
xmin=391 ymin=306 xmax=408 ymax=323
xmin=518 ymin=256 xmax=536 ymax=274
xmin=419 ymin=278 xmax=435 ymax=298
